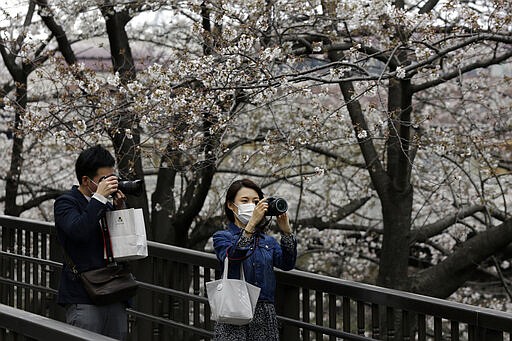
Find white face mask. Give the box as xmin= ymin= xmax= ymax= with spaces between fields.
xmin=234 ymin=203 xmax=255 ymax=225
xmin=86 ymin=177 xmax=99 ymax=196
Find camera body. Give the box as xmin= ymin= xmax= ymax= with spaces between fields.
xmin=99 ymin=175 xmax=144 ymax=196
xmin=265 ymin=197 xmax=288 ymax=216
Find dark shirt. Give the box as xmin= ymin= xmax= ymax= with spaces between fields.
xmin=212 ymin=222 xmax=297 ymax=303
xmin=54 ymin=185 xmax=110 ymax=305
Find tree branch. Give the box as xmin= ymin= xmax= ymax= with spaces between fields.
xmin=419 ymin=0 xmax=441 ymax=14
xmin=411 ymin=218 xmax=512 ymax=298
xmin=36 ymin=0 xmax=78 ymax=65
xmin=304 ymin=145 xmax=366 ymax=169
xmin=412 ymin=49 xmax=512 ymax=93
xmin=338 ymin=79 xmax=390 ymax=196
xmin=410 ymin=205 xmax=486 ymax=244
xmin=19 ymin=191 xmax=65 ymax=212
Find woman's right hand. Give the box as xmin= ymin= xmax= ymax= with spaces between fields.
xmin=245 ymin=199 xmax=268 ymax=233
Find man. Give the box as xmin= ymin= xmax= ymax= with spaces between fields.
xmin=54 ymin=145 xmax=128 ymax=340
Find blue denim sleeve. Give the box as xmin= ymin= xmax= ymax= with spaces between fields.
xmin=272 ymin=234 xmax=297 ymax=271
xmin=212 ymin=230 xmax=253 ymax=263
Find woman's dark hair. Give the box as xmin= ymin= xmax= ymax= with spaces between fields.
xmin=75 ymin=145 xmax=116 ymax=184
xmin=224 ymin=178 xmax=264 ymax=223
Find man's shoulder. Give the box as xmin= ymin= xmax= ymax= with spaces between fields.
xmin=55 ymin=187 xmax=83 ymax=205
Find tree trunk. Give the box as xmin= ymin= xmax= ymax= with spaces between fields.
xmin=102 ymin=7 xmax=150 ymax=224
xmin=377 ymin=188 xmax=413 ymax=290
xmin=150 ymin=165 xmax=177 ymax=242
xmin=5 ymin=77 xmax=27 ymax=217
xmin=101 ymin=8 xmax=152 ymax=340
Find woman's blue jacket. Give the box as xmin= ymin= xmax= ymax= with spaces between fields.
xmin=212 ymin=222 xmax=297 ymax=303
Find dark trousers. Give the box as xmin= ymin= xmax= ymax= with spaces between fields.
xmin=66 ymin=302 xmax=127 ymax=340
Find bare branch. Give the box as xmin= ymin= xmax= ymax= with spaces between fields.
xmin=419 ymin=0 xmax=441 ymax=14
xmin=412 ymin=49 xmax=512 ymax=93
xmin=36 ymin=0 xmax=78 ymax=65
xmin=410 ymin=205 xmax=485 ymax=244
xmin=411 ymin=218 xmax=512 ymax=298
xmin=304 ymin=145 xmax=366 ymax=169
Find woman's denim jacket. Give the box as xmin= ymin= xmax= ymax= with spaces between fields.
xmin=212 ymin=222 xmax=297 ymax=303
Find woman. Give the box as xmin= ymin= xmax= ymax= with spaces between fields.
xmin=212 ymin=178 xmax=297 ymax=341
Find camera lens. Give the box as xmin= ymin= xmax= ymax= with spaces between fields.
xmin=118 ymin=179 xmax=144 ymax=196
xmin=274 ymin=198 xmax=288 ymax=213
xmin=266 ymin=196 xmax=288 ymax=216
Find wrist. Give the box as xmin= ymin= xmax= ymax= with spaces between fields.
xmin=92 ymin=192 xmax=108 ymax=204
xmin=243 ymin=229 xmax=255 ymax=236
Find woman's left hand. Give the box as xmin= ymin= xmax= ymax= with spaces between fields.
xmin=276 ymin=213 xmax=292 ymax=235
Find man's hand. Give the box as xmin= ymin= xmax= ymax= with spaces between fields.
xmin=113 ymin=190 xmax=127 ymax=209
xmin=96 ymin=175 xmax=118 ymax=198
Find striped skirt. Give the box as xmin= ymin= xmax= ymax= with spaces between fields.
xmin=213 ymin=302 xmax=279 ymax=341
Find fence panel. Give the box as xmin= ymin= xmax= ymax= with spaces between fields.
xmin=0 ymin=215 xmax=512 ymax=341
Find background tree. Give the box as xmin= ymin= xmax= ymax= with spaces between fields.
xmin=0 ymin=0 xmax=511 ymax=313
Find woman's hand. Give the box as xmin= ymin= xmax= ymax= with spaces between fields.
xmin=245 ymin=199 xmax=268 ymax=233
xmin=276 ymin=213 xmax=292 ymax=235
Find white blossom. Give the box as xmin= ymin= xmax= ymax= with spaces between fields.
xmin=396 ymin=66 xmax=406 ymax=79
xmin=357 ymin=130 xmax=368 ymax=139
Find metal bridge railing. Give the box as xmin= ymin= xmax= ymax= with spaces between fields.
xmin=0 ymin=303 xmax=116 ymax=340
xmin=0 ymin=214 xmax=511 ymax=340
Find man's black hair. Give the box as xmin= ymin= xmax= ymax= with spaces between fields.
xmin=75 ymin=145 xmax=116 ymax=184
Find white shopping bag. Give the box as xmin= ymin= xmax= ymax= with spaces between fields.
xmin=206 ymin=257 xmax=260 ymax=325
xmin=105 ymin=208 xmax=148 ymax=261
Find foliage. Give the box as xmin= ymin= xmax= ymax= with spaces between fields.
xmin=1 ymin=0 xmax=511 ymax=308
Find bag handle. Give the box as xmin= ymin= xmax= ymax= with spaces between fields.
xmin=61 ymin=212 xmax=117 ymax=274
xmin=222 ymin=235 xmax=260 ymax=282
xmin=100 ymin=216 xmax=117 ymax=266
xmin=226 ymin=236 xmax=259 ymax=261
xmin=61 ymin=247 xmax=79 ymax=276
xmin=222 ymin=257 xmax=246 ymax=281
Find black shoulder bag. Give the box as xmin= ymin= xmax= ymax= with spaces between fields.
xmin=62 ymin=216 xmax=139 ymax=305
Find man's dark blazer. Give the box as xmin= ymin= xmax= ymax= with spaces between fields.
xmin=54 ymin=185 xmax=110 ymax=305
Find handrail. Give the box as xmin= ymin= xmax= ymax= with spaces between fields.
xmin=0 ymin=304 xmax=116 ymax=340
xmin=0 ymin=250 xmax=62 ymax=268
xmin=147 ymin=240 xmax=512 ymax=333
xmin=126 ymin=308 xmax=214 ymax=338
xmin=1 ymin=213 xmax=512 ymax=339
xmin=0 ymin=214 xmax=53 ymax=233
xmin=0 ymin=277 xmax=58 ymax=295
xmin=277 ymin=269 xmax=512 ymax=332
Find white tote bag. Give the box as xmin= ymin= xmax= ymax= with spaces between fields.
xmin=105 ymin=208 xmax=148 ymax=261
xmin=206 ymin=257 xmax=260 ymax=325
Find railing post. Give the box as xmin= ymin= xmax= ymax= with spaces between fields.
xmin=481 ymin=328 xmax=503 ymax=341
xmin=275 ymin=282 xmax=299 ymax=340
xmin=49 ymin=233 xmax=65 ymax=322
xmin=1 ymin=225 xmax=15 ymax=306
xmin=131 ymin=256 xmax=153 ymax=341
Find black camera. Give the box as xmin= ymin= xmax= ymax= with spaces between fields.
xmin=118 ymin=179 xmax=144 ymax=196
xmin=99 ymin=175 xmax=144 ymax=196
xmin=265 ymin=197 xmax=288 ymax=216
